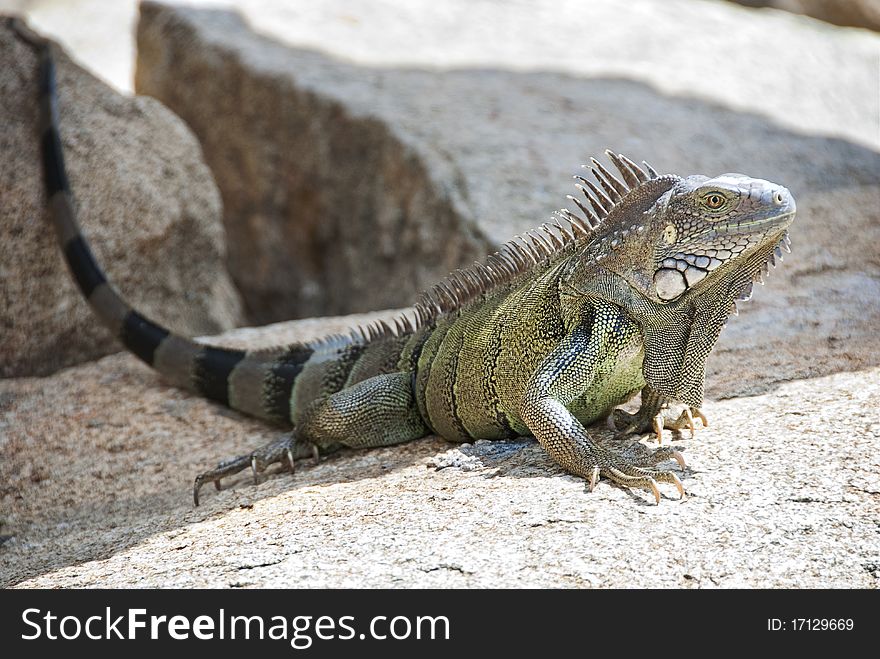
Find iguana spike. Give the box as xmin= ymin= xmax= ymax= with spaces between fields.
xmin=566 ymin=195 xmax=598 ymax=227
xmin=463 ymin=268 xmax=482 ymax=291
xmin=498 ymin=252 xmax=525 ymax=275
xmin=541 ymin=224 xmax=564 ymax=249
xmin=465 ymin=266 xmax=485 ymax=288
xmin=553 ymin=219 xmax=576 ymax=243
xmin=591 ymin=168 xmax=622 ymax=202
xmin=474 ymin=266 xmax=493 ymax=288
xmin=531 ymin=231 xmax=556 ymax=256
xmin=642 ymin=160 xmax=659 ymax=178
xmin=576 ymin=179 xmax=612 ymax=216
xmin=774 ymin=245 xmax=783 ymax=261
xmin=555 ymin=208 xmax=579 ymax=229
xmin=472 ymin=262 xmax=494 ymax=285
xmin=437 ymin=281 xmax=458 ymax=306
xmin=413 ymin=303 xmax=429 ymax=324
xmin=618 ymin=153 xmax=650 ymax=183
xmin=456 ymin=268 xmax=480 ymax=296
xmin=514 ymin=241 xmax=536 ymax=264
xmin=605 ymin=150 xmax=640 ymax=188
xmin=590 ymin=158 xmax=627 ymax=198
xmin=423 ymin=294 xmax=442 ymax=315
xmin=566 ymin=215 xmax=590 ymax=238
xmin=451 ymin=272 xmax=471 ymax=296
xmin=561 ymin=207 xmax=593 ymax=232
xmin=496 ymin=251 xmax=519 ymax=273
xmin=379 ymin=319 xmax=395 ymax=337
xmin=517 ymin=235 xmax=542 ymax=261
xmin=486 ymin=254 xmax=507 ymax=277
xmin=500 ymin=243 xmax=525 ymax=268
xmin=455 ymin=270 xmax=473 ymax=292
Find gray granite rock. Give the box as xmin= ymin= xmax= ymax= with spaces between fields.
xmin=0 ymin=18 xmax=243 ymax=377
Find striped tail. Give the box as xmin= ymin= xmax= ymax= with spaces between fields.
xmin=34 ymin=38 xmax=310 ymax=426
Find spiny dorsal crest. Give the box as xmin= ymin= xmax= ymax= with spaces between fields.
xmin=345 ymin=150 xmax=662 ymax=345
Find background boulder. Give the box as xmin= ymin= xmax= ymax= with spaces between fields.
xmin=0 ymin=18 xmax=243 ymax=377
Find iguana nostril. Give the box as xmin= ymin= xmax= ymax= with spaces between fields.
xmin=773 ymin=190 xmax=785 ymax=205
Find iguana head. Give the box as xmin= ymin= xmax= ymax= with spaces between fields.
xmin=644 ymin=173 xmax=795 ymax=303
xmin=556 ymin=153 xmax=796 ymax=405
xmin=561 ymin=155 xmax=795 ymax=309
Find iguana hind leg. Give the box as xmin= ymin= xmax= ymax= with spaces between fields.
xmin=193 ymin=372 xmax=427 ymax=505
xmin=610 ymin=384 xmax=707 ymax=443
xmin=193 ymin=433 xmax=319 ymax=506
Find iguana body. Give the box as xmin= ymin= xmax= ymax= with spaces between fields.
xmin=30 ymin=36 xmax=795 ymax=505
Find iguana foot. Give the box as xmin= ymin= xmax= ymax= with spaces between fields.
xmin=610 ymin=404 xmax=707 ymax=443
xmin=591 ymin=445 xmax=687 ymax=504
xmin=193 ymin=434 xmax=318 ymax=506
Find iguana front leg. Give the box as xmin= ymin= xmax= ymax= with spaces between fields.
xmin=520 ymin=306 xmax=685 ymax=503
xmin=610 ymin=384 xmax=708 ymax=443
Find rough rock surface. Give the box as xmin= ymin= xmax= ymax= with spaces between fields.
xmin=2 ymin=315 xmax=878 ymax=588
xmin=136 ymin=2 xmax=492 ymax=323
xmin=1 ymin=1 xmax=879 ymax=589
xmin=0 ymin=18 xmax=243 ymax=377
xmin=134 ymin=0 xmax=880 ymax=398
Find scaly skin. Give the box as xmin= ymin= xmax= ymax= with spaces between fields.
xmin=24 ymin=27 xmax=795 ymax=505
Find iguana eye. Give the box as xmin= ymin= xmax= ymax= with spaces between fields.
xmin=703 ymin=193 xmax=725 ymax=210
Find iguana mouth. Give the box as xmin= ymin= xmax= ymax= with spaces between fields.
xmin=722 ymin=209 xmax=796 ymax=234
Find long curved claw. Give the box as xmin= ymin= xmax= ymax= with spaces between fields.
xmin=668 ymin=472 xmax=685 ymax=499
xmin=193 ymin=452 xmax=255 ymax=506
xmin=693 ymin=408 xmax=709 ymax=427
xmin=651 ymin=470 xmax=687 ymax=500
xmin=647 ymin=477 xmax=661 ymax=505
xmin=605 ymin=466 xmax=666 ymax=505
xmin=589 ymin=465 xmax=600 ymax=492
xmin=652 ymin=412 xmax=665 ymax=444
xmin=683 ymin=408 xmax=696 ymax=437
xmin=192 ymin=434 xmax=303 ymax=506
xmin=672 ymin=450 xmax=687 ymax=470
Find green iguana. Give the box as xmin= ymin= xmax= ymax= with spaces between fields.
xmin=30 ymin=36 xmax=795 ymax=506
